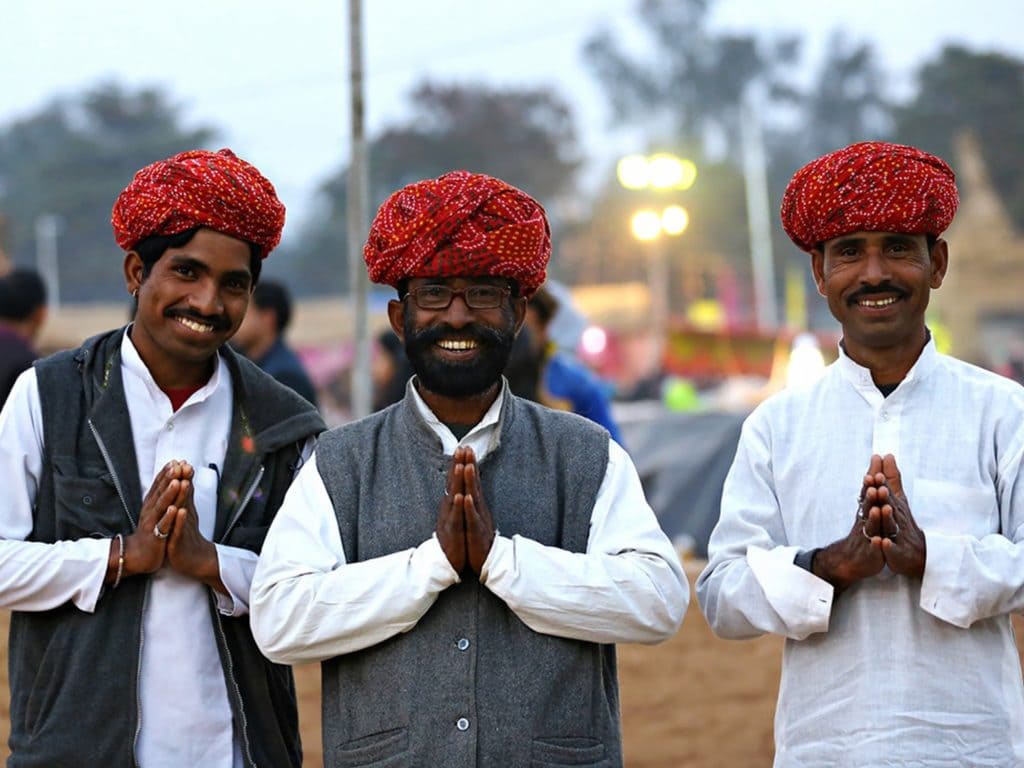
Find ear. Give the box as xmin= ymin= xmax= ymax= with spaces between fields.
xmin=387 ymin=299 xmax=406 ymax=341
xmin=928 ymin=238 xmax=949 ymax=289
xmin=512 ymin=295 xmax=528 ymax=335
xmin=124 ymin=251 xmax=145 ymax=296
xmin=809 ymin=249 xmax=827 ymax=297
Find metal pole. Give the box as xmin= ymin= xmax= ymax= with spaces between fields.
xmin=646 ymin=238 xmax=669 ymax=375
xmin=740 ymin=93 xmax=777 ymax=332
xmin=35 ymin=214 xmax=61 ymax=311
xmin=346 ymin=0 xmax=372 ymax=419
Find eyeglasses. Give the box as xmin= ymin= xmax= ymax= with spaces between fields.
xmin=405 ymin=284 xmax=510 ymax=310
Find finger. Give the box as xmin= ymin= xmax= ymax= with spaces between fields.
xmin=863 ymin=506 xmax=882 ymax=538
xmin=154 ymin=506 xmax=177 ymax=540
xmin=143 ymin=462 xmax=176 ymax=505
xmin=882 ymin=454 xmax=903 ymax=496
xmin=168 ymin=507 xmax=188 ymax=543
xmin=880 ymin=504 xmax=898 ymax=537
xmin=869 ymin=454 xmax=883 ymax=477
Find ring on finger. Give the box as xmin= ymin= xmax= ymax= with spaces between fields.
xmin=153 ymin=524 xmax=169 ymax=540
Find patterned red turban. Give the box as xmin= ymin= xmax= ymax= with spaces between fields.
xmin=781 ymin=141 xmax=958 ymax=253
xmin=363 ymin=171 xmax=551 ymax=297
xmin=111 ymin=148 xmax=286 ymax=258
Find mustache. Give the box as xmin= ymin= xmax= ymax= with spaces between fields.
xmin=848 ymin=282 xmax=907 ymax=304
xmin=408 ymin=323 xmax=506 ymax=347
xmin=165 ymin=308 xmax=230 ymax=331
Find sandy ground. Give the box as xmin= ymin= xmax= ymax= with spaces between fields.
xmin=2 ymin=564 xmax=1022 ymax=767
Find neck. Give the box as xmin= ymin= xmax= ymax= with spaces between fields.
xmin=843 ymin=329 xmax=929 ymax=386
xmin=415 ymin=379 xmax=501 ymax=425
xmin=128 ymin=326 xmax=217 ymax=390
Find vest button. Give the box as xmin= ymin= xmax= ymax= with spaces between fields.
xmin=82 ymin=495 xmax=93 ymax=506
xmin=456 ymin=717 xmax=470 ymax=731
xmin=457 ymin=638 xmax=470 ymax=651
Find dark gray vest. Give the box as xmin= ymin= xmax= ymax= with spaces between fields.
xmin=315 ymin=391 xmax=621 ymax=768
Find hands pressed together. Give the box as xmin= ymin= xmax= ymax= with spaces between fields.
xmin=436 ymin=446 xmax=496 ymax=579
xmin=106 ymin=460 xmax=225 ymax=593
xmin=813 ymin=454 xmax=927 ymax=592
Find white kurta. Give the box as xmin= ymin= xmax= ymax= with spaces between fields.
xmin=697 ymin=338 xmax=1024 ymax=767
xmin=250 ymin=384 xmax=688 ymax=664
xmin=0 ymin=333 xmax=258 ymax=768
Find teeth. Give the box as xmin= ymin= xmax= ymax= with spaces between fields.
xmin=859 ymin=297 xmax=898 ymax=308
xmin=177 ymin=317 xmax=214 ymax=333
xmin=438 ymin=339 xmax=477 ymax=351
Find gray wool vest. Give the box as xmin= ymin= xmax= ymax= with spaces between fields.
xmin=315 ymin=389 xmax=622 ymax=768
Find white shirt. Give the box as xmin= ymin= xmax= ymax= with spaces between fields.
xmin=250 ymin=383 xmax=688 ymax=664
xmin=697 ymin=338 xmax=1024 ymax=767
xmin=0 ymin=332 xmax=258 ymax=768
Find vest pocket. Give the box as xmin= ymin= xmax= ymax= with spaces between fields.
xmin=531 ymin=736 xmax=609 ymax=767
xmin=53 ymin=474 xmax=124 ymax=539
xmin=332 ymin=726 xmax=409 ymax=767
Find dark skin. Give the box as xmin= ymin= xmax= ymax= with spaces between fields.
xmin=104 ymin=230 xmax=254 ymax=594
xmin=104 ymin=460 xmax=228 ymax=594
xmin=813 ymin=454 xmax=927 ymax=592
xmin=807 ymin=231 xmax=939 ymax=592
xmin=388 ymin=279 xmax=525 ymax=576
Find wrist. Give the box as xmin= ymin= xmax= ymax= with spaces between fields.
xmin=811 ymin=546 xmax=850 ymax=592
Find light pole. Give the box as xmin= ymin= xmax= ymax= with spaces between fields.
xmin=617 ymin=153 xmax=696 ymax=374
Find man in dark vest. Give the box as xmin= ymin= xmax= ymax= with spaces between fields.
xmin=0 ymin=148 xmax=325 ymax=767
xmin=251 ymin=170 xmax=688 ymax=767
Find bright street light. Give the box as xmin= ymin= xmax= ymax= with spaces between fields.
xmin=661 ymin=205 xmax=689 ymax=236
xmin=616 ymin=155 xmax=651 ymax=190
xmin=617 ymin=153 xmax=697 ymax=191
xmin=630 ymin=209 xmax=663 ymax=241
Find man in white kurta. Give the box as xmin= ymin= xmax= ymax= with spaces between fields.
xmin=697 ymin=141 xmax=1024 ymax=767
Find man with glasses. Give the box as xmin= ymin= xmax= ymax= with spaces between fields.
xmin=250 ymin=170 xmax=687 ymax=767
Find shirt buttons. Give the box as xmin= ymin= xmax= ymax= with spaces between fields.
xmin=881 ymin=412 xmax=889 ymax=421
xmin=456 ymin=718 xmax=470 ymax=731
xmin=166 ymin=421 xmax=175 ymax=431
xmin=457 ymin=638 xmax=470 ymax=651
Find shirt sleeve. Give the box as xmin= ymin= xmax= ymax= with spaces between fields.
xmin=919 ymin=438 xmax=1024 ymax=628
xmin=0 ymin=369 xmax=110 ymax=613
xmin=479 ymin=440 xmax=688 ymax=644
xmin=696 ymin=412 xmax=833 ymax=641
xmin=249 ymin=451 xmax=461 ymax=664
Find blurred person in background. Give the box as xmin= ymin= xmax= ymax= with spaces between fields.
xmin=0 ymin=149 xmax=325 ymax=767
xmin=698 ymin=141 xmax=1024 ymax=766
xmin=523 ymin=284 xmax=624 ymax=445
xmin=371 ymin=328 xmax=414 ymax=411
xmin=0 ymin=267 xmax=47 ymax=408
xmin=251 ymin=170 xmax=687 ymax=767
xmin=232 ymin=278 xmax=318 ymax=407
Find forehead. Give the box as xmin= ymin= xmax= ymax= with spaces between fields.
xmin=407 ymin=276 xmax=510 ymax=288
xmin=161 ymin=228 xmax=253 ymax=273
xmin=823 ymin=230 xmax=926 ymax=246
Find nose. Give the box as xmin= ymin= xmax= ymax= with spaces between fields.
xmin=443 ymin=292 xmax=474 ymax=327
xmin=189 ymin=278 xmax=224 ymax=317
xmin=860 ymin=247 xmax=891 ymax=284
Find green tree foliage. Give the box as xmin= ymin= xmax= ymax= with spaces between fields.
xmin=583 ymin=0 xmax=800 ymax=156
xmin=0 ymin=82 xmax=214 ymax=301
xmin=288 ymin=82 xmax=581 ymax=297
xmin=894 ymin=45 xmax=1024 ymax=229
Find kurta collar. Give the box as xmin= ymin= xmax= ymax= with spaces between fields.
xmin=406 ymin=375 xmax=508 ymax=458
xmin=120 ymin=325 xmax=227 ymax=411
xmin=834 ymin=331 xmax=939 ymax=396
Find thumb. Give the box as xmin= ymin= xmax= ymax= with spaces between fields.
xmin=882 ymin=454 xmax=903 ymax=496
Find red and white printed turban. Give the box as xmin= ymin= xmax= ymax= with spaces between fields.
xmin=111 ymin=148 xmax=286 ymax=258
xmin=780 ymin=141 xmax=959 ymax=253
xmin=363 ymin=170 xmax=551 ymax=297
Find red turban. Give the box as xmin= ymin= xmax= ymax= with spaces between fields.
xmin=111 ymin=148 xmax=286 ymax=258
xmin=363 ymin=171 xmax=551 ymax=297
xmin=780 ymin=141 xmax=959 ymax=253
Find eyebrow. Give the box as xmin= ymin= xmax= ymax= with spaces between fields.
xmin=169 ymin=255 xmax=251 ymax=283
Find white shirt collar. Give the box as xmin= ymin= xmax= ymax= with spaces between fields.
xmin=120 ymin=326 xmax=227 ymax=411
xmin=835 ymin=331 xmax=939 ymax=395
xmin=408 ymin=376 xmax=506 ymax=458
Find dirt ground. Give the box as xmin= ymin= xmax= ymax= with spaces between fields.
xmin=2 ymin=564 xmax=1022 ymax=767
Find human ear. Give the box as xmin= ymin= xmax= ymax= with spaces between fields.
xmin=928 ymin=238 xmax=949 ymax=289
xmin=387 ymin=299 xmax=406 ymax=341
xmin=123 ymin=251 xmax=145 ymax=297
xmin=810 ymin=250 xmax=827 ymax=297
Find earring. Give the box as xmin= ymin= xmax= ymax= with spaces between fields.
xmin=132 ymin=288 xmax=138 ymax=298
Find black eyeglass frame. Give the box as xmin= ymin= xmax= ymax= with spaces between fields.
xmin=404 ymin=283 xmax=512 ymax=310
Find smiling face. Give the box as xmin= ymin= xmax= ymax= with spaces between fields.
xmin=811 ymin=230 xmax=947 ymax=365
xmin=388 ymin=276 xmax=526 ymax=402
xmin=124 ymin=227 xmax=254 ymax=388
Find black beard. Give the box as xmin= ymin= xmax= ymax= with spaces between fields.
xmin=403 ymin=314 xmax=516 ymax=398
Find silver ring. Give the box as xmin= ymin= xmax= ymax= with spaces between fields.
xmin=153 ymin=524 xmax=169 ymax=540
xmin=886 ymin=522 xmax=900 ymax=541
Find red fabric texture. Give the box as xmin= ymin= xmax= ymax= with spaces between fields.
xmin=111 ymin=148 xmax=286 ymax=258
xmin=363 ymin=171 xmax=551 ymax=297
xmin=780 ymin=141 xmax=959 ymax=252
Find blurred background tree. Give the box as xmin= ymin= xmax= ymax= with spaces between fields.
xmin=279 ymin=82 xmax=581 ymax=296
xmin=0 ymin=82 xmax=214 ymax=301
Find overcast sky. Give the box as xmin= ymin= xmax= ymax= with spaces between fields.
xmin=2 ymin=0 xmax=1021 ymax=242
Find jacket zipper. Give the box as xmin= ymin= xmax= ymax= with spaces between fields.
xmin=88 ymin=419 xmax=144 ymax=767
xmin=222 ymin=465 xmax=265 ymax=541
